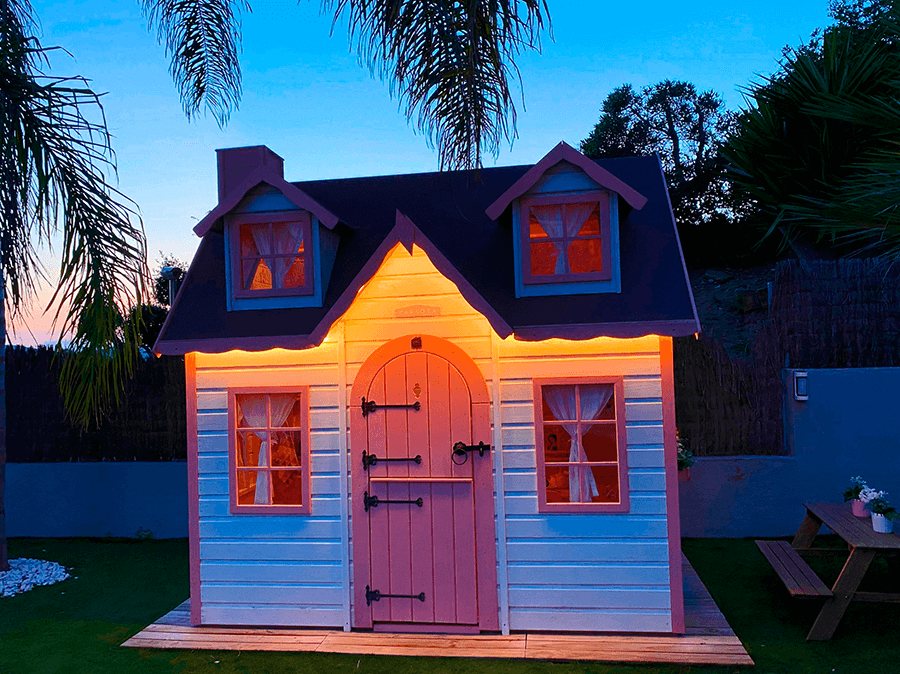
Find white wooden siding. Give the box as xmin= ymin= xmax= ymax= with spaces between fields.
xmin=496 ymin=334 xmax=671 ymax=633
xmin=190 ymin=242 xmax=673 ymax=632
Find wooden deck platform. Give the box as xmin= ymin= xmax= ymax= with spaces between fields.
xmin=122 ymin=555 xmax=753 ymax=666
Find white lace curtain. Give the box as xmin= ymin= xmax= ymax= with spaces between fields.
xmin=238 ymin=394 xmax=297 ymax=504
xmin=543 ymin=384 xmax=614 ymax=502
xmin=532 ymin=203 xmax=596 ymax=274
xmin=245 ymin=222 xmax=304 ymax=289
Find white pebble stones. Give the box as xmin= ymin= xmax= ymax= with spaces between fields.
xmin=0 ymin=559 xmax=70 ymax=597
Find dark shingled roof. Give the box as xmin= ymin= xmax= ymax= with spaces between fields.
xmin=155 ymin=155 xmax=699 ymax=354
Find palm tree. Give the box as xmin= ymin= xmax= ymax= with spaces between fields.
xmin=1 ymin=0 xmax=148 ymax=571
xmin=142 ymin=0 xmax=550 ymax=169
xmin=0 ymin=0 xmax=551 ymax=571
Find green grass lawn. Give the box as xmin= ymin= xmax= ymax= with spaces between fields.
xmin=1 ymin=537 xmax=898 ymax=674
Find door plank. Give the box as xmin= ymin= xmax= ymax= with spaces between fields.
xmin=431 ymin=481 xmax=457 ymax=623
xmin=367 ymin=369 xmax=390 ymax=624
xmin=411 ymin=481 xmax=436 ymax=623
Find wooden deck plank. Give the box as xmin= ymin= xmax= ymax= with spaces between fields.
xmin=121 ymin=555 xmax=753 ymax=666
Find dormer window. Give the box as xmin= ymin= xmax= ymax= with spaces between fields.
xmin=521 ymin=192 xmax=611 ymax=284
xmin=229 ymin=212 xmax=314 ymax=298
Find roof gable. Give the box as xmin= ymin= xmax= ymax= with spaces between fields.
xmin=485 ymin=141 xmax=648 ymax=219
xmin=193 ymin=164 xmax=340 ymax=237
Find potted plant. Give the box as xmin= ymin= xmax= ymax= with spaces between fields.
xmin=865 ymin=491 xmax=898 ymax=534
xmin=843 ymin=476 xmax=869 ymax=517
xmin=677 ymin=432 xmax=694 ymax=482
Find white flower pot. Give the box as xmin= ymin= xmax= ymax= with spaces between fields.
xmin=872 ymin=512 xmax=893 ymax=534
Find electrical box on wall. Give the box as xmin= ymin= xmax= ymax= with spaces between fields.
xmin=794 ymin=370 xmax=809 ymax=401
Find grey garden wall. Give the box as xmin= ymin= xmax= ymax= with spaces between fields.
xmin=680 ymin=367 xmax=900 ymax=537
xmin=5 ymin=462 xmax=187 ymax=538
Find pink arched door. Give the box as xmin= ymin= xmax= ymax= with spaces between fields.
xmin=350 ymin=335 xmax=498 ymax=633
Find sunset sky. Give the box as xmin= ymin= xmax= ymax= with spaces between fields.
xmin=15 ymin=0 xmax=829 ymax=344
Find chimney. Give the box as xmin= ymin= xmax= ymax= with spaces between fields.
xmin=216 ymin=145 xmax=285 ymax=202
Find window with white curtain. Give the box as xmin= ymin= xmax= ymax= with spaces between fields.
xmin=533 ymin=378 xmax=629 ymax=513
xmin=228 ymin=211 xmax=314 ymax=298
xmin=228 ymin=388 xmax=310 ymax=513
xmin=520 ymin=191 xmax=612 ymax=285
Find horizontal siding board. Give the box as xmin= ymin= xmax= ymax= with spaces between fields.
xmin=197 ymin=474 xmax=340 ymax=497
xmin=198 ymin=436 xmax=227 ymax=454
xmin=200 ymin=562 xmax=343 ymax=584
xmin=196 ymin=346 xmax=338 ymax=369
xmin=628 ymin=449 xmax=665 ymax=469
xmin=200 ymin=541 xmax=341 ymax=562
xmin=344 ymin=338 xmax=492 ymax=367
xmin=504 ymin=494 xmax=666 ymax=516
xmin=623 ymin=378 xmax=663 ymax=399
xmin=201 ymin=605 xmax=343 ymax=628
xmin=503 ymin=449 xmax=535 ymax=470
xmin=197 ymin=367 xmax=342 ymax=389
xmin=197 ymin=412 xmax=227 ymax=432
xmin=199 ymin=496 xmax=343 ymax=518
xmin=508 ymin=587 xmax=670 ymax=610
xmin=629 ymin=471 xmax=665 ymax=492
xmin=498 ymin=335 xmax=660 ymax=358
xmin=201 ymin=584 xmax=343 ymax=605
xmin=498 ymin=356 xmax=660 ymax=379
xmin=505 ymin=516 xmax=668 ymax=539
xmin=509 ymin=609 xmax=670 ymax=633
xmin=199 ymin=455 xmax=228 ymax=474
xmin=626 ymin=426 xmax=664 ymax=446
xmin=628 ymin=495 xmax=667 ymax=515
xmin=507 ymin=563 xmax=669 ymax=587
xmin=506 ymin=541 xmax=669 ymax=563
xmin=199 ymin=517 xmax=342 ymax=539
xmin=624 ymin=402 xmax=663 ymax=422
xmin=197 ymin=391 xmax=227 ymax=410
xmin=501 ymin=404 xmax=534 ymax=425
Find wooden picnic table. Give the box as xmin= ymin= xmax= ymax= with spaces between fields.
xmin=756 ymin=501 xmax=900 ymax=641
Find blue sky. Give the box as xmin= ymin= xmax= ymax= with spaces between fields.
xmin=16 ymin=0 xmax=829 ymax=343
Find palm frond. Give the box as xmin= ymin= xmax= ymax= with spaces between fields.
xmin=324 ymin=0 xmax=550 ymax=169
xmin=142 ymin=0 xmax=248 ymax=127
xmin=1 ymin=0 xmax=149 ymax=426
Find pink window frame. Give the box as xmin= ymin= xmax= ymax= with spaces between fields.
xmin=533 ymin=377 xmax=629 ymax=513
xmin=227 ymin=386 xmax=312 ymax=515
xmin=520 ymin=191 xmax=612 ymax=284
xmin=227 ymin=211 xmax=315 ymax=298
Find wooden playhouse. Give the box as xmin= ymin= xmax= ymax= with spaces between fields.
xmin=154 ymin=141 xmax=700 ymax=635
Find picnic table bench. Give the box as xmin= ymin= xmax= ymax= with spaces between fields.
xmin=756 ymin=502 xmax=900 ymax=641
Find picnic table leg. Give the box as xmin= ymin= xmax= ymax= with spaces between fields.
xmin=807 ymin=548 xmax=877 ymax=641
xmin=792 ymin=512 xmax=822 ymax=549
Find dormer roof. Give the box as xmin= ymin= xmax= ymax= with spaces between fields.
xmin=154 ymin=148 xmax=700 ymax=355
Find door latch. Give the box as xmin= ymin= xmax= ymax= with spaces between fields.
xmin=451 ymin=441 xmax=491 ymax=465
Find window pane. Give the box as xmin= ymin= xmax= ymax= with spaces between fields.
xmin=542 ymin=385 xmax=577 ymax=422
xmin=545 ymin=465 xmax=570 ymax=503
xmin=276 ymin=256 xmax=306 ymax=289
xmin=244 ymin=258 xmax=273 ymax=290
xmin=236 ymin=470 xmax=262 ymax=505
xmin=271 ymin=430 xmax=302 ymax=467
xmin=542 ymin=424 xmax=571 ymax=463
xmin=576 ymin=209 xmax=601 ymax=237
xmin=240 ymin=224 xmax=263 ymax=257
xmin=282 ymin=398 xmax=304 ymax=428
xmin=236 ymin=394 xmax=268 ymax=428
xmin=530 ymin=241 xmax=558 ymax=276
xmin=272 ymin=221 xmax=304 ymax=255
xmin=528 ymin=214 xmax=549 ymax=239
xmin=568 ymin=239 xmax=603 ymax=274
xmin=582 ymin=423 xmax=618 ymax=462
xmin=236 ymin=431 xmax=264 ymax=467
xmin=589 ymin=465 xmax=620 ymax=503
xmin=272 ymin=470 xmax=303 ymax=505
